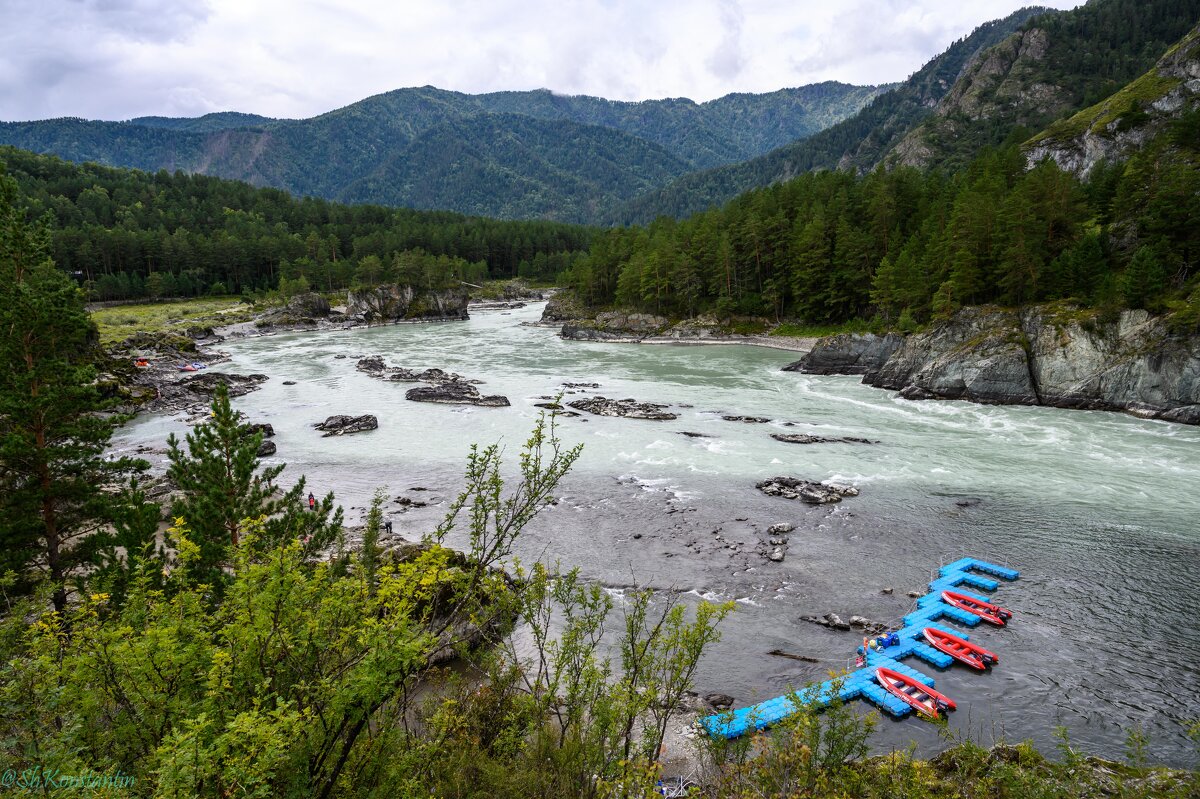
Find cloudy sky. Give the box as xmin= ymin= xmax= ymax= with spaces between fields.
xmin=0 ymin=0 xmax=1084 ymax=122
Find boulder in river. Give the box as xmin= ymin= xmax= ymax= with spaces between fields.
xmin=346 ymin=284 xmax=468 ymax=323
xmin=756 ymin=477 xmax=859 ymax=504
xmin=802 ymin=612 xmax=851 ymax=631
xmin=313 ymin=414 xmax=379 ymax=436
xmin=180 ymin=372 xmax=268 ymax=397
xmin=566 ymin=396 xmax=677 ymax=420
xmin=770 ymin=433 xmax=878 ymax=445
xmin=767 ymin=522 xmax=794 ymax=534
xmin=722 ymin=415 xmax=771 ymax=423
xmin=406 ymin=383 xmax=510 ymax=407
xmin=783 ymin=332 xmax=904 ymax=376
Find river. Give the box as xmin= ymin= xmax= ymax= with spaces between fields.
xmin=113 ymin=302 xmax=1200 ymax=767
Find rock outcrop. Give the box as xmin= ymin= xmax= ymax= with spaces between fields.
xmin=888 ymin=26 xmax=1074 ymax=169
xmin=783 ymin=333 xmax=903 ymax=375
xmin=539 ymin=291 xmax=587 ymax=323
xmin=180 ymin=372 xmax=269 ymax=397
xmin=1024 ymin=23 xmax=1200 ymax=178
xmin=756 ymin=477 xmax=859 ymax=504
xmin=313 ymin=415 xmax=379 ymax=436
xmin=405 ymin=383 xmax=510 ymax=407
xmin=867 ymin=307 xmax=1040 ymax=405
xmin=346 ymin=284 xmax=468 ymax=324
xmin=566 ymin=396 xmax=678 ymax=420
xmin=788 ymin=305 xmax=1200 ymax=425
xmin=771 ymin=433 xmax=877 ymax=445
xmin=561 ymin=311 xmax=670 ymax=341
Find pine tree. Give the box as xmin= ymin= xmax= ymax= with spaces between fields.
xmin=167 ymin=384 xmax=342 ymax=587
xmin=0 ymin=169 xmax=143 ymax=611
xmin=361 ymin=488 xmax=385 ymax=598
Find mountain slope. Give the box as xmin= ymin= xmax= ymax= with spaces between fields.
xmin=886 ymin=0 xmax=1200 ymax=170
xmin=609 ymin=6 xmax=1054 ymax=224
xmin=0 ymin=84 xmax=883 ymax=223
xmin=338 ymin=113 xmax=690 ymax=220
xmin=1024 ymin=21 xmax=1200 ymax=176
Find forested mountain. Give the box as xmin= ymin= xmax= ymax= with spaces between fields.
xmin=1024 ymin=21 xmax=1200 ymax=177
xmin=613 ymin=0 xmax=1200 ymax=224
xmin=0 ymin=146 xmax=594 ymax=300
xmin=564 ymin=20 xmax=1200 ymax=328
xmin=0 ymin=84 xmax=884 ymax=223
xmin=887 ymin=0 xmax=1200 ymax=171
xmin=608 ymin=6 xmax=1055 ymax=224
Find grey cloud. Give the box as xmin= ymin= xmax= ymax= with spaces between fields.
xmin=706 ymin=0 xmax=746 ymax=80
xmin=74 ymin=0 xmax=212 ymax=43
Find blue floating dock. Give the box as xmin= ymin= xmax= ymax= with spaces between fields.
xmin=699 ymin=557 xmax=1018 ymax=739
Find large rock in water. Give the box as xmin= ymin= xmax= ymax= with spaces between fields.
xmin=405 ymin=383 xmax=510 ymax=407
xmin=561 ymin=310 xmax=670 ymax=341
xmin=783 ymin=332 xmax=904 ymax=375
xmin=566 ymin=396 xmax=677 ymax=420
xmin=180 ymin=372 xmax=268 ymax=397
xmin=756 ymin=477 xmax=859 ymax=504
xmin=346 ymin=284 xmax=468 ymax=323
xmin=313 ymin=415 xmax=378 ymax=436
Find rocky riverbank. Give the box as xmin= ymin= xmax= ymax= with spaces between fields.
xmin=540 ymin=294 xmax=816 ymax=352
xmin=786 ymin=305 xmax=1200 ymax=425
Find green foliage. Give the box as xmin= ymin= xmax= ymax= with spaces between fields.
xmin=0 ymin=167 xmax=146 ymax=611
xmin=167 ymin=384 xmax=342 ymax=589
xmin=569 ymin=131 xmax=1196 ymax=325
xmin=0 ymin=145 xmax=594 ymax=299
xmin=0 ymin=414 xmax=606 ymax=798
xmin=419 ymin=561 xmax=731 ymax=798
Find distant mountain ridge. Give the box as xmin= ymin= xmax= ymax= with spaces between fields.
xmin=608 ymin=6 xmax=1058 ymax=223
xmin=0 ymin=83 xmax=885 ymax=223
xmin=612 ymin=0 xmax=1200 ymax=224
xmin=886 ymin=0 xmax=1200 ymax=171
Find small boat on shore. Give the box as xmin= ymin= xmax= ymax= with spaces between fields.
xmin=941 ymin=589 xmax=1013 ymax=626
xmin=923 ymin=627 xmax=999 ymax=670
xmin=875 ymin=667 xmax=956 ymax=718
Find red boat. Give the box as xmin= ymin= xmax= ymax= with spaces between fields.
xmin=875 ymin=667 xmax=957 ymax=719
xmin=923 ymin=627 xmax=999 ymax=670
xmin=942 ymin=589 xmax=1013 ymax=626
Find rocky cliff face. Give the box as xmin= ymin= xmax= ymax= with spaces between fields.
xmin=783 ymin=333 xmax=903 ymax=375
xmin=889 ymin=27 xmax=1074 ymax=169
xmin=790 ymin=305 xmax=1200 ymax=425
xmin=345 ymin=285 xmax=468 ymax=323
xmin=1023 ymin=24 xmax=1200 ymax=178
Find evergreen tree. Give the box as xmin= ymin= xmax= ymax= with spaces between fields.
xmin=0 ymin=169 xmax=143 ymax=611
xmin=167 ymin=384 xmax=342 ymax=587
xmin=361 ymin=488 xmax=385 ymax=597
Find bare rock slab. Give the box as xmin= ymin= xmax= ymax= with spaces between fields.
xmin=567 ymin=396 xmax=677 ymax=420
xmin=757 ymin=477 xmax=859 ymax=504
xmin=406 ymin=383 xmax=510 ymax=407
xmin=314 ymin=414 xmax=379 ymax=436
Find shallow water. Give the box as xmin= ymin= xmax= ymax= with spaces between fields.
xmin=114 ymin=302 xmax=1200 ymax=766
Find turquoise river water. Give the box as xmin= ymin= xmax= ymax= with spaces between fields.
xmin=113 ymin=302 xmax=1200 ymax=766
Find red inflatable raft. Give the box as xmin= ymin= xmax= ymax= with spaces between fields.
xmin=941 ymin=589 xmax=1013 ymax=626
xmin=923 ymin=627 xmax=999 ymax=670
xmin=875 ymin=667 xmax=957 ymax=719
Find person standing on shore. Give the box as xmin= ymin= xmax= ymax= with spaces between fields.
xmin=308 ymin=492 xmax=316 ymax=511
